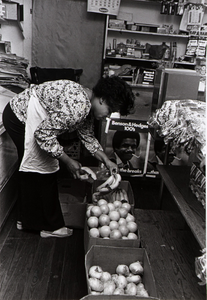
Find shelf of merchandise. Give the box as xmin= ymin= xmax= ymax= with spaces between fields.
xmin=105 ymin=55 xmax=196 ymax=66
xmin=107 ymin=27 xmax=189 ymax=38
xmin=102 ymin=5 xmax=196 ymax=82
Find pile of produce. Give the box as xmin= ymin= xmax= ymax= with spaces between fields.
xmin=148 ymin=99 xmax=206 ymax=156
xmin=86 ymin=198 xmax=138 ymax=240
xmin=80 ymin=167 xmax=97 ymax=183
xmin=92 ymin=173 xmax=123 ymax=203
xmin=92 ymin=186 xmax=129 ymax=205
xmin=88 ymin=262 xmax=149 ymax=296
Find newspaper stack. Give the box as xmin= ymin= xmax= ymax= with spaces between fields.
xmin=0 ymin=53 xmax=30 ymax=89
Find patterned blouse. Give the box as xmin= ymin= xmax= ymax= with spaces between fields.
xmin=10 ymin=80 xmax=103 ymax=158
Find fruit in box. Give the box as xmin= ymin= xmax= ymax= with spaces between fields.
xmin=86 ymin=196 xmax=138 ymax=240
xmin=92 ymin=172 xmax=129 ymax=204
xmin=88 ymin=261 xmax=149 ymax=296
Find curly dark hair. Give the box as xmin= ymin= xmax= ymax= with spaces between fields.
xmin=92 ymin=76 xmax=135 ymax=116
xmin=112 ymin=130 xmax=140 ymax=150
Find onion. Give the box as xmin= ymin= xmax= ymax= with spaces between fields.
xmin=136 ymin=283 xmax=145 ymax=291
xmin=137 ymin=287 xmax=149 ymax=297
xmin=116 ymin=274 xmax=127 ymax=289
xmin=88 ymin=277 xmax=104 ymax=292
xmin=89 ymin=265 xmax=103 ymax=279
xmin=129 ymin=261 xmax=143 ymax=275
xmin=103 ymin=281 xmax=116 ymax=295
xmin=100 ymin=271 xmax=111 ymax=282
xmin=126 ymin=273 xmax=142 ymax=284
xmin=116 ymin=264 xmax=130 ymax=276
xmin=125 ymin=282 xmax=137 ymax=295
xmin=113 ymin=287 xmax=125 ymax=295
xmin=111 ymin=274 xmax=119 ymax=285
xmin=91 ymin=291 xmax=101 ymax=295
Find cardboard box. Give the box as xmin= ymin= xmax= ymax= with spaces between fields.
xmin=83 ymin=245 xmax=158 ymax=299
xmin=59 ymin=178 xmax=91 ymax=229
xmin=84 ymin=180 xmax=140 ymax=252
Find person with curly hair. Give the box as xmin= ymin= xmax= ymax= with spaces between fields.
xmin=109 ymin=130 xmax=140 ymax=170
xmin=3 ymin=76 xmax=134 ymax=238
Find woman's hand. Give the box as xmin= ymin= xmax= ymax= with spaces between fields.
xmin=66 ymin=159 xmax=82 ymax=179
xmin=94 ymin=150 xmax=119 ymax=174
xmin=58 ymin=152 xmax=82 ymax=179
xmin=105 ymin=159 xmax=119 ymax=175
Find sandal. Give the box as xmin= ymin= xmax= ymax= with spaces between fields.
xmin=17 ymin=221 xmax=23 ymax=230
xmin=40 ymin=227 xmax=73 ymax=238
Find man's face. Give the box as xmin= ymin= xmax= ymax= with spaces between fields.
xmin=115 ymin=138 xmax=138 ymax=163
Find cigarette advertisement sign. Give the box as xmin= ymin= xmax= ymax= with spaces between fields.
xmin=102 ymin=118 xmax=159 ymax=177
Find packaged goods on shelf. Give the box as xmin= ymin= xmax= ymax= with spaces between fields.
xmin=195 ymin=248 xmax=206 ymax=286
xmin=148 ymin=99 xmax=206 ymax=157
xmin=126 ymin=22 xmax=137 ymax=31
xmin=189 ymin=162 xmax=206 ymax=209
xmin=108 ymin=19 xmax=125 ymax=29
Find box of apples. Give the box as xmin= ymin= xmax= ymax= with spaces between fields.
xmin=84 ymin=180 xmax=140 ymax=253
xmin=81 ymin=245 xmax=158 ymax=299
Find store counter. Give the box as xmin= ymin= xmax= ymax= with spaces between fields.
xmin=0 ymin=86 xmax=18 ymax=230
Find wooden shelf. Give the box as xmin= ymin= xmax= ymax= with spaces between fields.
xmin=133 ymin=0 xmax=160 ymax=2
xmin=105 ymin=55 xmax=160 ymax=62
xmin=105 ymin=55 xmax=196 ymax=66
xmin=130 ymin=83 xmax=154 ymax=88
xmin=157 ymin=165 xmax=206 ymax=249
xmin=108 ymin=28 xmax=189 ymax=39
xmin=174 ymin=60 xmax=196 ymax=66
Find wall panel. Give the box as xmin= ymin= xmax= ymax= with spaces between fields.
xmin=32 ymin=0 xmax=106 ymax=87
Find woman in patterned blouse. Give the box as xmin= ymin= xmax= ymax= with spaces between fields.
xmin=3 ymin=76 xmax=134 ymax=238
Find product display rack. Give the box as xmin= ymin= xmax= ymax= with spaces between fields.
xmin=104 ymin=24 xmax=189 ymax=59
xmin=102 ymin=0 xmax=205 ymax=89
